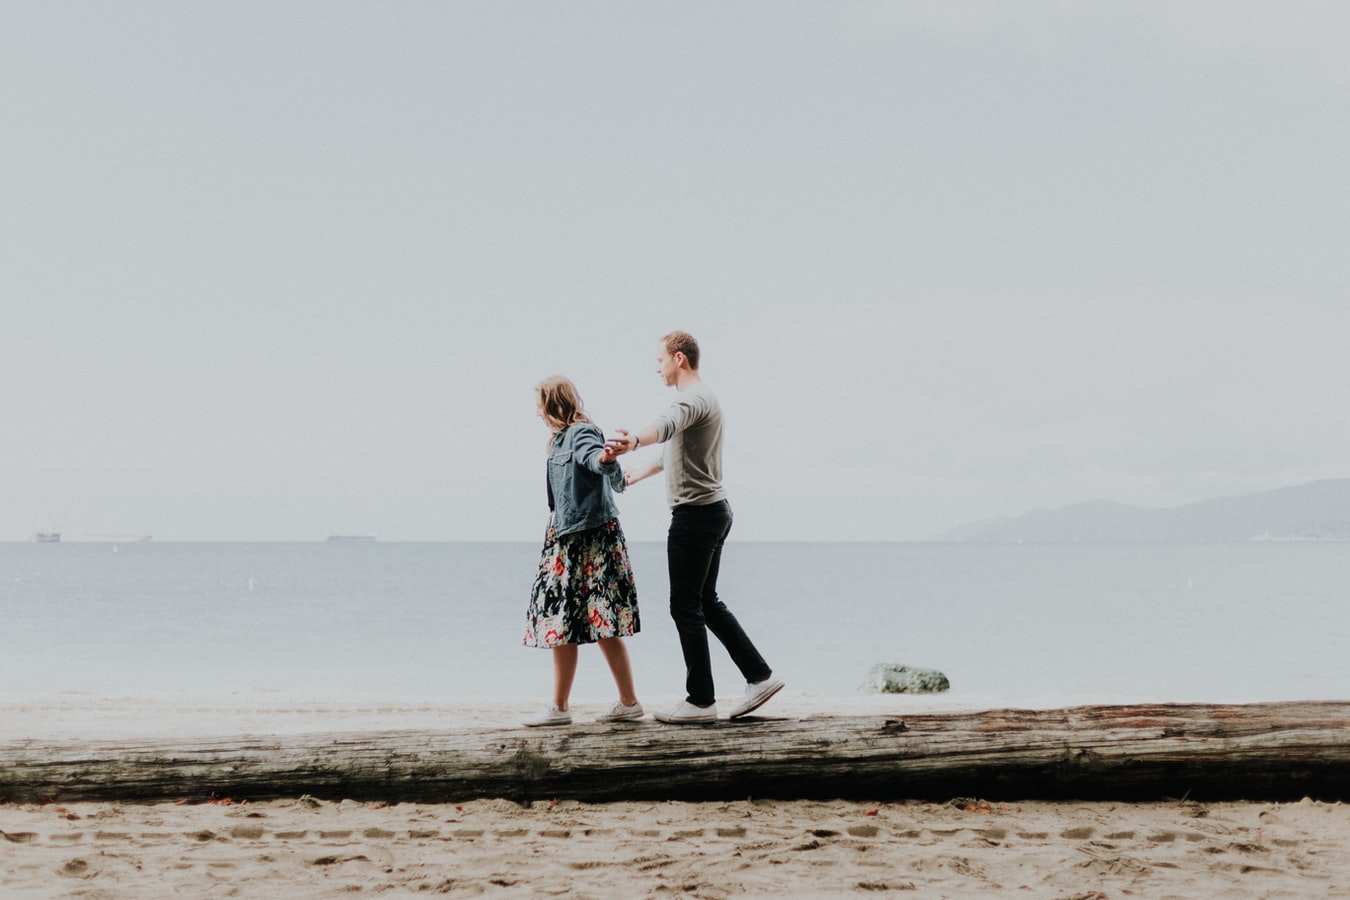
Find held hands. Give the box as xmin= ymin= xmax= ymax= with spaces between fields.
xmin=604 ymin=429 xmax=637 ymax=458
xmin=610 ymin=430 xmax=659 ymax=488
xmin=606 ymin=429 xmax=656 ymax=486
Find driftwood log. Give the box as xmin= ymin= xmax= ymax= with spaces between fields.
xmin=3 ymin=702 xmax=1349 ymax=805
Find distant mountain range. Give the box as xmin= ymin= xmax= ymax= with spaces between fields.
xmin=935 ymin=478 xmax=1350 ymax=543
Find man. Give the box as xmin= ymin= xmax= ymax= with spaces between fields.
xmin=609 ymin=331 xmax=783 ymax=724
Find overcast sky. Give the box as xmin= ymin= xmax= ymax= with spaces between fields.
xmin=2 ymin=2 xmax=1347 ymax=543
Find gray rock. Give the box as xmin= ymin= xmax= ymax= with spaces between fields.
xmin=862 ymin=664 xmax=950 ymax=694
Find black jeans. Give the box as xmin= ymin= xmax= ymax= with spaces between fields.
xmin=667 ymin=500 xmax=771 ymax=706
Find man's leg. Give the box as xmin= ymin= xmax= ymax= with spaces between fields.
xmin=697 ymin=503 xmax=772 ymax=684
xmin=667 ymin=504 xmax=722 ymax=706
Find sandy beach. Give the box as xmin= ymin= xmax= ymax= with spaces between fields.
xmin=4 ymin=795 xmax=1350 ymax=898
xmin=4 ymin=693 xmax=1350 ymax=897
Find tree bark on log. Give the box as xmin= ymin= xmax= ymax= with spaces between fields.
xmin=3 ymin=702 xmax=1350 ymax=805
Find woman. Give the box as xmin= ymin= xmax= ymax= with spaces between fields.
xmin=523 ymin=375 xmax=642 ymax=726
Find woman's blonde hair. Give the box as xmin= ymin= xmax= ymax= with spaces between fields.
xmin=536 ymin=375 xmax=593 ymax=432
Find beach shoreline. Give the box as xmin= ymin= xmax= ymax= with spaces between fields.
xmin=3 ymin=689 xmax=1196 ymax=743
xmin=0 ymin=690 xmax=991 ymax=742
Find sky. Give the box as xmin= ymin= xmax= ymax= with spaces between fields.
xmin=2 ymin=2 xmax=1347 ymax=543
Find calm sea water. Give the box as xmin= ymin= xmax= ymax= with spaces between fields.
xmin=3 ymin=541 xmax=1348 ymax=706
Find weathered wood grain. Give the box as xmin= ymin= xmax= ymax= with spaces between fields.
xmin=3 ymin=702 xmax=1349 ymax=804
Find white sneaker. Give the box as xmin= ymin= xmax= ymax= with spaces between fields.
xmin=523 ymin=704 xmax=572 ymax=727
xmin=728 ymin=677 xmax=784 ymax=719
xmin=595 ymin=701 xmax=645 ymax=723
xmin=654 ymin=700 xmax=718 ymax=724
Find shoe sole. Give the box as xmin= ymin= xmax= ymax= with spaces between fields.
xmin=595 ymin=714 xmax=645 ymax=723
xmin=654 ymin=716 xmax=717 ymax=724
xmin=729 ymin=680 xmax=784 ymax=719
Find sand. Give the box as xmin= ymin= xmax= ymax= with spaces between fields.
xmin=5 ymin=693 xmax=1350 ymax=897
xmin=4 ymin=795 xmax=1350 ymax=897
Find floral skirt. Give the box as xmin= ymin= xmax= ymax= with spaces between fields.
xmin=524 ymin=518 xmax=640 ymax=648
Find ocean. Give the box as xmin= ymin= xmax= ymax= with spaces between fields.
xmin=3 ymin=541 xmax=1348 ymax=708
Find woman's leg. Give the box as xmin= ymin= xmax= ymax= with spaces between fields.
xmin=551 ymin=644 xmax=578 ymax=710
xmin=597 ymin=637 xmax=638 ymax=707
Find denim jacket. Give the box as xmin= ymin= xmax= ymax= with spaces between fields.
xmin=548 ymin=422 xmax=625 ymax=537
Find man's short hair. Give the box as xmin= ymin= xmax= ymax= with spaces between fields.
xmin=662 ymin=330 xmax=700 ymax=370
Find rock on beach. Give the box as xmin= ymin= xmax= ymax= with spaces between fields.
xmin=863 ymin=663 xmax=950 ymax=694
